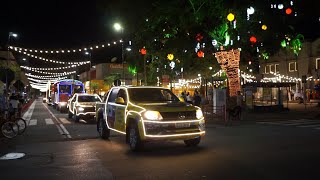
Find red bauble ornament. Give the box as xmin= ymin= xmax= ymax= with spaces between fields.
xmin=285 ymin=8 xmax=292 ymax=15
xmin=140 ymin=48 xmax=147 ymax=55
xmin=195 ymin=33 xmax=203 ymax=41
xmin=249 ymin=36 xmax=257 ymax=44
xmin=197 ymin=50 xmax=204 ymax=58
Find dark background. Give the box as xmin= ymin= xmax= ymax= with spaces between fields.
xmin=0 ymin=0 xmax=319 ymax=68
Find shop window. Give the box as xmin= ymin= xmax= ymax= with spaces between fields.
xmin=264 ymin=65 xmax=270 ymax=74
xmin=316 ymin=58 xmax=320 ymax=69
xmin=275 ymin=64 xmax=279 ymax=73
xmin=289 ymin=62 xmax=297 ymax=72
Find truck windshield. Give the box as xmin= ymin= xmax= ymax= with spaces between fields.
xmin=78 ymin=95 xmax=101 ymax=102
xmin=128 ymin=88 xmax=180 ymax=102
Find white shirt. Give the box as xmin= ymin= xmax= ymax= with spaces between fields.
xmin=10 ymin=99 xmax=19 ymax=109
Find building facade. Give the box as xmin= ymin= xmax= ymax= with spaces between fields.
xmin=79 ymin=63 xmax=135 ymax=95
xmin=259 ymin=38 xmax=320 ymax=93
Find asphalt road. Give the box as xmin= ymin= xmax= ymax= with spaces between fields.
xmin=1 ymin=98 xmax=320 ymax=180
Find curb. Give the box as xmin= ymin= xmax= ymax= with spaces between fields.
xmin=21 ymin=98 xmax=35 ymax=114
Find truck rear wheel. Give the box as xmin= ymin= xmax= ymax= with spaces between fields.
xmin=184 ymin=137 xmax=201 ymax=147
xmin=98 ymin=118 xmax=110 ymax=139
xmin=128 ymin=123 xmax=143 ymax=151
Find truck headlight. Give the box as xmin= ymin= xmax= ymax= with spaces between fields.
xmin=143 ymin=111 xmax=163 ymax=121
xmin=78 ymin=107 xmax=84 ymax=111
xmin=196 ymin=109 xmax=204 ymax=119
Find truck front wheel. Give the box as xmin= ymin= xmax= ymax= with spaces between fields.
xmin=98 ymin=118 xmax=110 ymax=139
xmin=128 ymin=123 xmax=143 ymax=151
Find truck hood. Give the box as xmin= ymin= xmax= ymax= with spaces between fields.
xmin=135 ymin=102 xmax=197 ymax=112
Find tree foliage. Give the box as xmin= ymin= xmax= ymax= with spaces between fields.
xmin=103 ymin=0 xmax=303 ymax=81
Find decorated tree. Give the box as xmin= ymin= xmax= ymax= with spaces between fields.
xmin=103 ymin=0 xmax=303 ymax=96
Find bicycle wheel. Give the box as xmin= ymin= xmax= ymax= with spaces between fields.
xmin=1 ymin=121 xmax=19 ymax=139
xmin=16 ymin=118 xmax=27 ymax=135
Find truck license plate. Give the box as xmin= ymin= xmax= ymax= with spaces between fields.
xmin=175 ymin=123 xmax=190 ymax=128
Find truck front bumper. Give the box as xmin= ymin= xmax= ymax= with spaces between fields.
xmin=141 ymin=119 xmax=205 ymax=141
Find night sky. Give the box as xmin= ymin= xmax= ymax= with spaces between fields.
xmin=0 ymin=0 xmax=122 ymax=66
xmin=0 ymin=0 xmax=319 ymax=67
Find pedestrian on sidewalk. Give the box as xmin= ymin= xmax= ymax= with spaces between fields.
xmin=193 ymin=90 xmax=201 ymax=106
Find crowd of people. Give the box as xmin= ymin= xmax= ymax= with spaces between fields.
xmin=179 ymin=90 xmax=203 ymax=106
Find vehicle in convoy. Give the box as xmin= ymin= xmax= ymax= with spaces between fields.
xmin=51 ymin=79 xmax=84 ymax=112
xmin=67 ymin=93 xmax=102 ymax=122
xmin=95 ymin=86 xmax=205 ymax=151
xmin=45 ymin=81 xmax=54 ymax=105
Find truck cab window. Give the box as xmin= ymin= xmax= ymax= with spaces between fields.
xmin=118 ymin=89 xmax=127 ymax=104
xmin=108 ymin=88 xmax=119 ymax=103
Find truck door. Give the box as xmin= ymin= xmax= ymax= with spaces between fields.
xmin=106 ymin=88 xmax=119 ymax=129
xmin=114 ymin=89 xmax=127 ymax=132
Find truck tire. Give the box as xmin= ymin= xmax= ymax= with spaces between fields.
xmin=74 ymin=109 xmax=80 ymax=122
xmin=68 ymin=110 xmax=73 ymax=119
xmin=128 ymin=123 xmax=143 ymax=151
xmin=75 ymin=115 xmax=80 ymax=122
xmin=184 ymin=137 xmax=201 ymax=147
xmin=98 ymin=118 xmax=110 ymax=139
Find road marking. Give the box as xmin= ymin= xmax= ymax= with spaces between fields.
xmin=43 ymin=103 xmax=72 ymax=139
xmin=45 ymin=118 xmax=54 ymax=125
xmin=28 ymin=119 xmax=37 ymax=126
xmin=59 ymin=118 xmax=71 ymax=124
xmin=297 ymin=124 xmax=320 ymax=128
xmin=283 ymin=121 xmax=320 ymax=126
xmin=257 ymin=119 xmax=315 ymax=125
xmin=59 ymin=124 xmax=71 ymax=138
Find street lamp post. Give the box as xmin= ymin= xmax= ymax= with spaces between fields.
xmin=114 ymin=23 xmax=125 ymax=84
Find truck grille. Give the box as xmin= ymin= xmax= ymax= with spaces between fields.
xmin=84 ymin=107 xmax=95 ymax=112
xmin=160 ymin=111 xmax=196 ymax=121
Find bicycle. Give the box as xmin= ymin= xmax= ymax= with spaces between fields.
xmin=9 ymin=109 xmax=27 ymax=135
xmin=0 ymin=110 xmax=19 ymax=139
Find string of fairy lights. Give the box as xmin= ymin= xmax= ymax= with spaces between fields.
xmin=9 ymin=39 xmax=122 ymax=54
xmin=27 ymin=77 xmax=66 ymax=83
xmin=20 ymin=63 xmax=88 ymax=71
xmin=21 ymin=68 xmax=76 ymax=75
xmin=10 ymin=40 xmax=125 ymax=90
xmin=10 ymin=50 xmax=91 ymax=65
xmin=25 ymin=73 xmax=68 ymax=79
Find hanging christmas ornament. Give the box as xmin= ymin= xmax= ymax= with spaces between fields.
xmin=212 ymin=39 xmax=218 ymax=46
xmin=227 ymin=13 xmax=235 ymax=22
xmin=197 ymin=50 xmax=204 ymax=58
xmin=285 ymin=8 xmax=292 ymax=15
xmin=140 ymin=47 xmax=147 ymax=55
xmin=261 ymin=25 xmax=267 ymax=30
xmin=195 ymin=33 xmax=203 ymax=41
xmin=167 ymin=54 xmax=174 ymax=61
xmin=249 ymin=36 xmax=257 ymax=44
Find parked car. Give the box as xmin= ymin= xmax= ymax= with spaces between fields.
xmin=67 ymin=93 xmax=102 ymax=122
xmin=95 ymin=86 xmax=206 ymax=151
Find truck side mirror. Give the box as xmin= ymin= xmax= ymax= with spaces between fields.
xmin=115 ymin=97 xmax=125 ymax=104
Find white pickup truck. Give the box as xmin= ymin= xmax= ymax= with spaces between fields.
xmin=95 ymin=86 xmax=205 ymax=151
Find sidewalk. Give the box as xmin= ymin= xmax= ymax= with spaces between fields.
xmin=205 ymin=103 xmax=320 ymax=126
